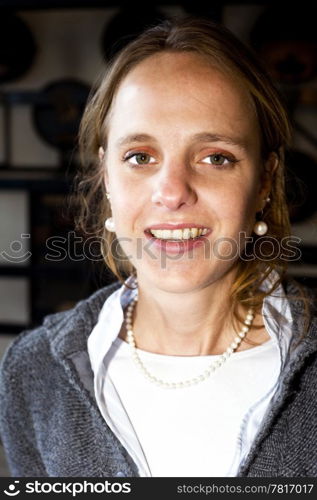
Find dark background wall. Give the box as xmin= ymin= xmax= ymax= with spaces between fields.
xmin=0 ymin=1 xmax=317 ymax=328
xmin=0 ymin=0 xmax=316 ymax=477
xmin=1 ymin=1 xmax=317 ymax=335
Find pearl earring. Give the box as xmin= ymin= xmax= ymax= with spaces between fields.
xmin=253 ymin=196 xmax=270 ymax=235
xmin=253 ymin=220 xmax=268 ymax=236
xmin=105 ymin=217 xmax=115 ymax=232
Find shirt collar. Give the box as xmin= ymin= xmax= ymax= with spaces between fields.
xmin=87 ymin=275 xmax=137 ymax=374
xmin=260 ymin=270 xmax=293 ymax=368
xmin=88 ymin=271 xmax=293 ymax=375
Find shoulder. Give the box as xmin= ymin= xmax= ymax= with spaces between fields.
xmin=283 ymin=277 xmax=317 ymax=312
xmin=280 ymin=278 xmax=317 ymax=399
xmin=282 ymin=277 xmax=317 ymax=338
xmin=0 ymin=280 xmax=121 ymax=386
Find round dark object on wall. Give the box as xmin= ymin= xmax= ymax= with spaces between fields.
xmin=32 ymin=79 xmax=90 ymax=152
xmin=0 ymin=12 xmax=36 ymax=83
xmin=250 ymin=5 xmax=317 ymax=84
xmin=101 ymin=7 xmax=167 ymax=60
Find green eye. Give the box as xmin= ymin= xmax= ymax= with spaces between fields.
xmin=201 ymin=153 xmax=238 ymax=168
xmin=210 ymin=154 xmax=226 ymax=165
xmin=123 ymin=151 xmax=156 ymax=168
xmin=134 ymin=153 xmax=151 ymax=164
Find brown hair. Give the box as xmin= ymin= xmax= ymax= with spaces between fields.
xmin=72 ymin=17 xmax=312 ymax=340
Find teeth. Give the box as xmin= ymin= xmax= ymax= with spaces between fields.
xmin=183 ymin=228 xmax=191 ymax=239
xmin=150 ymin=228 xmax=209 ymax=240
xmin=190 ymin=228 xmax=198 ymax=238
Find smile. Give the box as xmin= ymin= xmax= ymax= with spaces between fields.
xmin=144 ymin=226 xmax=211 ymax=255
xmin=149 ymin=228 xmax=208 ymax=240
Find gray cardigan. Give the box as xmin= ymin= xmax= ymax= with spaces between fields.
xmin=0 ymin=279 xmax=316 ymax=477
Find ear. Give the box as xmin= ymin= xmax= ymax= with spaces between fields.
xmin=257 ymin=152 xmax=278 ymax=211
xmin=99 ymin=146 xmax=109 ymax=190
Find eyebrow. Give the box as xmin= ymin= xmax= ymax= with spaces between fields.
xmin=116 ymin=132 xmax=248 ymax=151
xmin=192 ymin=132 xmax=248 ymax=151
xmin=116 ymin=134 xmax=156 ymax=147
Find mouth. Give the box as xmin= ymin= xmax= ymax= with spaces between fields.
xmin=144 ymin=224 xmax=211 ymax=254
xmin=146 ymin=227 xmax=209 ymax=241
xmin=145 ymin=223 xmax=211 ymax=240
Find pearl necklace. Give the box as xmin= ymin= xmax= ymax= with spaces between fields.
xmin=125 ymin=293 xmax=255 ymax=389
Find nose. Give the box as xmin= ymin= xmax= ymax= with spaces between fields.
xmin=151 ymin=162 xmax=197 ymax=210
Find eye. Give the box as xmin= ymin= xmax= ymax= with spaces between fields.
xmin=124 ymin=152 xmax=156 ymax=166
xmin=201 ymin=153 xmax=238 ymax=168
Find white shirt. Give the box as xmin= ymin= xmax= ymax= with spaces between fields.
xmin=87 ymin=273 xmax=293 ymax=477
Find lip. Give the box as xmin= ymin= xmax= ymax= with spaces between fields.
xmin=144 ymin=227 xmax=212 ymax=255
xmin=145 ymin=222 xmax=210 ymax=231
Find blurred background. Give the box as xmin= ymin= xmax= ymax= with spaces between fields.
xmin=0 ymin=0 xmax=317 ymax=475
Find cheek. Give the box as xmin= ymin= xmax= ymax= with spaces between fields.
xmin=110 ymin=188 xmax=143 ymax=233
xmin=112 ymin=197 xmax=135 ymax=224
xmin=107 ymin=169 xmax=150 ymax=231
xmin=213 ymin=180 xmax=257 ymax=222
xmin=211 ymin=187 xmax=257 ymax=259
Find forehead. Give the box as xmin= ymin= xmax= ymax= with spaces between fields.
xmin=107 ymin=52 xmax=259 ymax=147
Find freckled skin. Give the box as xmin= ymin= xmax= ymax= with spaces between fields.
xmin=99 ymin=51 xmax=277 ymax=354
xmin=102 ymin=52 xmax=273 ymax=294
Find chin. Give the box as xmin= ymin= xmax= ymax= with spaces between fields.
xmin=137 ymin=261 xmax=231 ymax=294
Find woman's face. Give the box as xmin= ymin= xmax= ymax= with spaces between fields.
xmin=102 ymin=52 xmax=273 ymax=292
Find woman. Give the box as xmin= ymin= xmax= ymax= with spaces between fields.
xmin=0 ymin=17 xmax=316 ymax=477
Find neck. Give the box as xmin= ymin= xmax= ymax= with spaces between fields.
xmin=126 ymin=270 xmax=245 ymax=356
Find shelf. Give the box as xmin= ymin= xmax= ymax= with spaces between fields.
xmin=0 ymin=266 xmax=31 ymax=276
xmin=0 ymin=323 xmax=32 ymax=334
xmin=0 ymin=1 xmax=186 ymax=9
xmin=0 ymin=169 xmax=74 ymax=190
